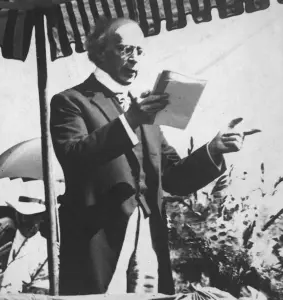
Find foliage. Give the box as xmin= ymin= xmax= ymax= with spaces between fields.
xmin=165 ymin=142 xmax=283 ymax=299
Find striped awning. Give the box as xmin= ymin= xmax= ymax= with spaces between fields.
xmin=0 ymin=0 xmax=282 ymax=61
xmin=0 ymin=8 xmax=34 ymax=60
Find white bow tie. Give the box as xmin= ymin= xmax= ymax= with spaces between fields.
xmin=116 ymin=93 xmax=131 ymax=111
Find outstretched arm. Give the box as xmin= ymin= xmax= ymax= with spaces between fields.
xmin=162 ymin=117 xmax=261 ymax=196
xmin=161 ymin=135 xmax=225 ymax=196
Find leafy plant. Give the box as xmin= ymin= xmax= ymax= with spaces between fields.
xmin=165 ymin=138 xmax=283 ymax=299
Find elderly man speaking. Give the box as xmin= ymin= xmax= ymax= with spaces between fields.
xmin=50 ymin=18 xmax=259 ymax=295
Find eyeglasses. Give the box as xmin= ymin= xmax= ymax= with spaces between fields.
xmin=115 ymin=44 xmax=145 ymax=59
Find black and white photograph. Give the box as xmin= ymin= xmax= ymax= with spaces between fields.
xmin=0 ymin=1 xmax=282 ymax=300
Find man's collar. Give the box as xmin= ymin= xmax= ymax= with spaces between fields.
xmin=94 ymin=67 xmax=130 ymax=95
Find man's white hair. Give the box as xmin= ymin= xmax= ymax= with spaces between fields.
xmin=85 ymin=17 xmax=140 ymax=66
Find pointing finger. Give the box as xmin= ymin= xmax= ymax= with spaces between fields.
xmin=243 ymin=129 xmax=262 ymax=136
xmin=228 ymin=117 xmax=243 ymax=129
xmin=222 ymin=136 xmax=241 ymax=142
xmin=223 ymin=133 xmax=242 ymax=138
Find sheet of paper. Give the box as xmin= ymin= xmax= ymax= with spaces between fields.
xmin=152 ymin=70 xmax=207 ymax=129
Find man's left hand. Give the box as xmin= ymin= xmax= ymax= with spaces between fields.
xmin=208 ymin=117 xmax=261 ymax=156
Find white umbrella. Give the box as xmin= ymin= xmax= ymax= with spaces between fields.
xmin=0 ymin=138 xmax=63 ymax=182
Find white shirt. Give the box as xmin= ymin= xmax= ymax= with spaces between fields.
xmin=94 ymin=67 xmax=139 ymax=145
xmin=0 ymin=230 xmax=49 ymax=293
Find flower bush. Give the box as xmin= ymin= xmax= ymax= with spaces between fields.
xmin=165 ymin=140 xmax=283 ymax=299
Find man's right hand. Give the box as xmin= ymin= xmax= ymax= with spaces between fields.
xmin=124 ymin=92 xmax=169 ymax=129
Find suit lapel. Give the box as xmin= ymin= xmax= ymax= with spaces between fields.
xmin=90 ymin=92 xmax=121 ymax=122
xmin=78 ymin=73 xmax=121 ymax=122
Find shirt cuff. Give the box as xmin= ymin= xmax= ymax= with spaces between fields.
xmin=119 ymin=114 xmax=139 ymax=146
xmin=206 ymin=142 xmax=223 ymax=171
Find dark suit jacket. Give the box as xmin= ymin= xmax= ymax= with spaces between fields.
xmin=50 ymin=74 xmax=225 ymax=295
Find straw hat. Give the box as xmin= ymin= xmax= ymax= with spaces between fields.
xmin=6 ymin=196 xmax=46 ymax=215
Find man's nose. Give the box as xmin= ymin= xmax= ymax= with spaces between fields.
xmin=128 ymin=49 xmax=142 ymax=63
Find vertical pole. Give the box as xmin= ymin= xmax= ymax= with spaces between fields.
xmin=35 ymin=10 xmax=59 ymax=295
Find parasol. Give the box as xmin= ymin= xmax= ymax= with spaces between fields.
xmin=0 ymin=138 xmax=64 ymax=182
xmin=0 ymin=0 xmax=281 ymax=296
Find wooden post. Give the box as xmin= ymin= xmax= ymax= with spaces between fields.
xmin=35 ymin=9 xmax=59 ymax=295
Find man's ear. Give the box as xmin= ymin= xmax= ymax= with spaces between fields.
xmin=96 ymin=38 xmax=109 ymax=64
xmin=96 ymin=47 xmax=106 ymax=63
